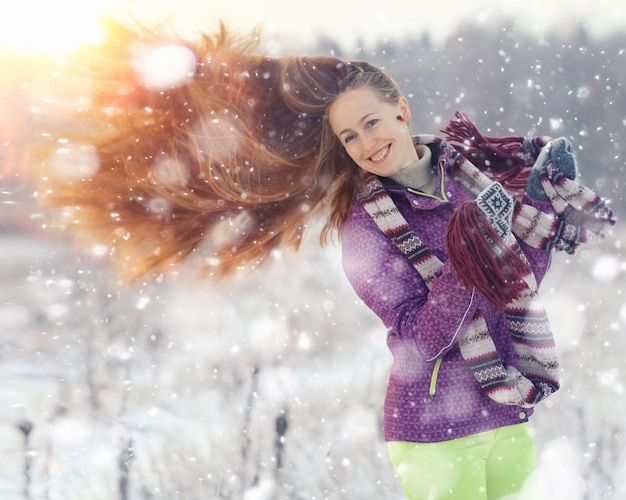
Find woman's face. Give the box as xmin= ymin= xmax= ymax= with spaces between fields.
xmin=328 ymin=87 xmax=418 ymax=177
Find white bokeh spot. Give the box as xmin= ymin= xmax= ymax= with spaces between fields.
xmin=135 ymin=44 xmax=197 ymax=90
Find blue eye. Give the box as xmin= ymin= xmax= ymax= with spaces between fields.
xmin=365 ymin=118 xmax=379 ymax=129
xmin=343 ymin=134 xmax=356 ymax=144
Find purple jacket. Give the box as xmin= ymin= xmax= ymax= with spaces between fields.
xmin=341 ymin=149 xmax=553 ymax=443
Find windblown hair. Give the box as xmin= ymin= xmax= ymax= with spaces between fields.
xmin=40 ymin=22 xmax=404 ymax=281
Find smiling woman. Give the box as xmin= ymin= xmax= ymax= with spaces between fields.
xmin=0 ymin=0 xmax=109 ymax=54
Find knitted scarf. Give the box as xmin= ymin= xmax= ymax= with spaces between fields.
xmin=358 ymin=115 xmax=616 ymax=408
xmin=442 ymin=112 xmax=615 ymax=302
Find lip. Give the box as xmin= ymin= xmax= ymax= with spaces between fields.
xmin=369 ymin=144 xmax=391 ymax=165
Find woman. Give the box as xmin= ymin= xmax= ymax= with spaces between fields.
xmin=42 ymin=23 xmax=615 ymax=498
xmin=327 ymin=72 xmax=552 ymax=498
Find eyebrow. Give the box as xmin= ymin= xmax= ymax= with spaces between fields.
xmin=338 ymin=113 xmax=376 ymax=137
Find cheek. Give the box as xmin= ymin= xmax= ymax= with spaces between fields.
xmin=343 ymin=143 xmax=360 ymax=163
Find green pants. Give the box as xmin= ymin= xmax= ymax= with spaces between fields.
xmin=387 ymin=423 xmax=538 ymax=499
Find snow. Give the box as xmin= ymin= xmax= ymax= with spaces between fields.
xmin=2 ymin=221 xmax=622 ymax=498
xmin=0 ymin=230 xmax=399 ymax=499
xmin=2 ymin=18 xmax=625 ymax=500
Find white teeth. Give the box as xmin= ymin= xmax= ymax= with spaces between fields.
xmin=371 ymin=146 xmax=389 ymax=162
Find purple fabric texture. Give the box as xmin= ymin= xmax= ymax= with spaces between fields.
xmin=341 ymin=148 xmax=553 ymax=443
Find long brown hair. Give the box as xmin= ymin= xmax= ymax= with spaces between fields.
xmin=40 ymin=22 xmax=405 ymax=281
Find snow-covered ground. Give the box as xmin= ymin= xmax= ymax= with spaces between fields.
xmin=0 ymin=217 xmax=623 ymax=499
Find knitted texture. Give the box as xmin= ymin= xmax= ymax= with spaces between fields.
xmin=454 ymin=182 xmax=559 ymax=405
xmin=476 ymin=181 xmax=515 ymax=239
xmin=447 ymin=184 xmax=529 ymax=308
xmin=359 ymin=174 xmax=560 ymax=407
xmin=444 ymin=113 xmax=616 ymax=257
xmin=343 ymin=124 xmax=614 ymax=440
xmin=451 ymin=143 xmax=615 ymax=255
xmin=343 ymin=166 xmax=550 ymax=443
xmin=440 ymin=114 xmax=615 ymax=404
xmin=357 ymin=179 xmax=442 ymax=288
xmin=441 ymin=111 xmax=549 ymax=198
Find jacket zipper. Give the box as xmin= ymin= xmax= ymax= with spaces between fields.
xmin=405 ymin=160 xmax=449 ymax=397
xmin=406 ymin=161 xmax=448 ymax=202
xmin=429 ymin=357 xmax=443 ymax=396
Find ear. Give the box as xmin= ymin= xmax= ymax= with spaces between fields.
xmin=398 ymin=96 xmax=411 ymax=122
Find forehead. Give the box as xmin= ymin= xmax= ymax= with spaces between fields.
xmin=328 ymin=87 xmax=388 ymax=133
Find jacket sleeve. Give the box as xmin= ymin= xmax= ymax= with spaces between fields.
xmin=341 ymin=207 xmax=485 ymax=361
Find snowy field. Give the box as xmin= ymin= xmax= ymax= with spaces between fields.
xmin=0 ymin=216 xmax=624 ymax=499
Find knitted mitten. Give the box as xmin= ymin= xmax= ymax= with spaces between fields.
xmin=526 ymin=137 xmax=578 ymax=201
xmin=514 ymin=136 xmax=616 ymax=254
xmin=476 ymin=181 xmax=515 ymax=240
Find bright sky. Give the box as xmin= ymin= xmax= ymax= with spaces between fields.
xmin=0 ymin=0 xmax=624 ymax=54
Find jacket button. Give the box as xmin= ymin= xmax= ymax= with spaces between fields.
xmin=412 ymin=200 xmax=419 ymax=206
xmin=518 ymin=411 xmax=527 ymax=420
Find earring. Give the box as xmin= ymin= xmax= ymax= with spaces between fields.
xmin=397 ymin=115 xmax=403 ymax=120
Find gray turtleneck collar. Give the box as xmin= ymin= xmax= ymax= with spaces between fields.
xmin=388 ymin=145 xmax=434 ymax=190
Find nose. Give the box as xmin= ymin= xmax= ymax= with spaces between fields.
xmin=361 ymin=132 xmax=378 ymax=154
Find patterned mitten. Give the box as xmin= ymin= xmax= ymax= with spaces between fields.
xmin=526 ymin=137 xmax=578 ymax=201
xmin=476 ymin=181 xmax=515 ymax=241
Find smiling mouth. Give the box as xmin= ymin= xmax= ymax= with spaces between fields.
xmin=369 ymin=144 xmax=391 ymax=164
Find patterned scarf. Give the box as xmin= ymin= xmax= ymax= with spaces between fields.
xmin=358 ymin=117 xmax=616 ymax=408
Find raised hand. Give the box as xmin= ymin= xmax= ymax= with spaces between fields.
xmin=526 ymin=137 xmax=578 ymax=201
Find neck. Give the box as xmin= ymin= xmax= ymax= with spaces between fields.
xmin=389 ymin=145 xmax=435 ymax=193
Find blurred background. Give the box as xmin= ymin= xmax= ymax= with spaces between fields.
xmin=1 ymin=1 xmax=625 ymax=498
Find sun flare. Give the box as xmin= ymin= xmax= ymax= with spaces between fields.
xmin=0 ymin=0 xmax=118 ymax=54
